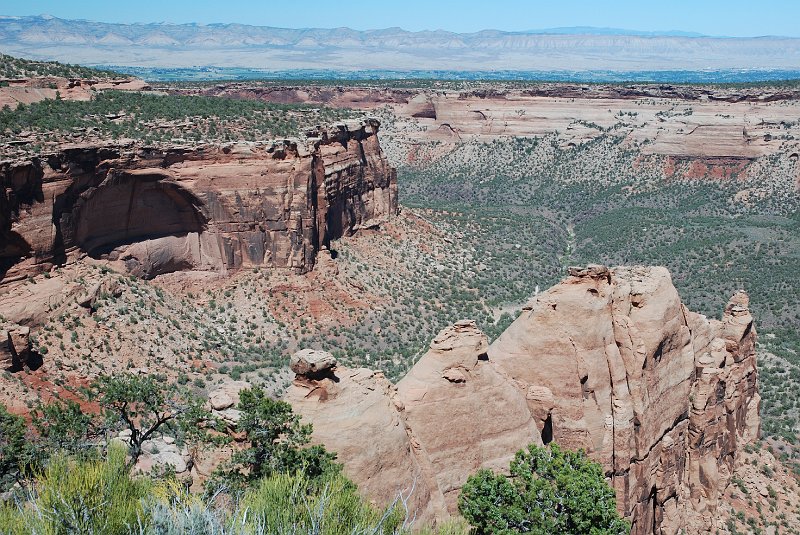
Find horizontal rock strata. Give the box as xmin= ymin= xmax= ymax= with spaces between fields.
xmin=0 ymin=118 xmax=396 ymax=281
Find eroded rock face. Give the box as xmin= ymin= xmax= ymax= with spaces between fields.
xmin=285 ymin=366 xmax=438 ymax=521
xmin=0 ymin=119 xmax=397 ymax=282
xmin=287 ymin=267 xmax=760 ymax=534
xmin=396 ymin=320 xmax=541 ymax=516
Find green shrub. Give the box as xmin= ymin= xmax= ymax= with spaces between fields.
xmin=134 ymin=471 xmax=410 ymax=535
xmin=32 ymin=399 xmax=97 ymax=460
xmin=133 ymin=479 xmax=227 ymax=534
xmin=91 ymin=373 xmax=219 ymax=468
xmin=211 ymin=386 xmax=338 ymax=491
xmin=0 ymin=403 xmax=35 ymax=491
xmin=458 ymin=443 xmax=630 ymax=535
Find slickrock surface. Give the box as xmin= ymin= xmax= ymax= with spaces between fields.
xmin=396 ymin=320 xmax=540 ymax=515
xmin=285 ymin=366 xmax=437 ymax=520
xmin=0 ymin=119 xmax=396 ymax=282
xmin=287 ymin=266 xmax=761 ymax=533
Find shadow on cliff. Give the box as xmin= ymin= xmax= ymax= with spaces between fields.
xmin=51 ymin=171 xmax=208 ymax=270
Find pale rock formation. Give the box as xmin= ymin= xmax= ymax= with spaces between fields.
xmin=285 ymin=366 xmax=437 ymax=521
xmin=290 ymin=348 xmax=337 ymax=376
xmin=208 ymin=380 xmax=251 ymax=432
xmin=209 ymin=391 xmax=234 ymax=411
xmin=287 ymin=266 xmax=760 ymax=534
xmin=137 ymin=436 xmax=191 ymax=476
xmin=396 ymin=319 xmax=541 ymax=515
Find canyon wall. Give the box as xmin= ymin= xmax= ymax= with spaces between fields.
xmin=185 ymin=84 xmax=800 ymax=166
xmin=286 ymin=265 xmax=760 ymax=534
xmin=0 ymin=118 xmax=397 ymax=282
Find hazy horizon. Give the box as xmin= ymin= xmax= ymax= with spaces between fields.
xmin=1 ymin=0 xmax=799 ymax=38
xmin=0 ymin=15 xmax=729 ymax=38
xmin=3 ymin=6 xmax=800 ymax=76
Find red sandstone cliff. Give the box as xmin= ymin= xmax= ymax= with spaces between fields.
xmin=0 ymin=118 xmax=397 ymax=281
xmin=286 ymin=265 xmax=760 ymax=534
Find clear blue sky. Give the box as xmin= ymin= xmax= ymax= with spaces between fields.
xmin=1 ymin=0 xmax=799 ymax=37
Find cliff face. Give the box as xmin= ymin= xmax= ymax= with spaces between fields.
xmin=0 ymin=118 xmax=397 ymax=281
xmin=286 ymin=265 xmax=760 ymax=534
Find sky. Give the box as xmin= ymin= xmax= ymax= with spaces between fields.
xmin=1 ymin=0 xmax=799 ymax=37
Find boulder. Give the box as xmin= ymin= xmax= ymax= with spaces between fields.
xmin=0 ymin=323 xmax=31 ymax=370
xmin=290 ymin=349 xmax=337 ymax=377
xmin=135 ymin=436 xmax=191 ymax=475
xmin=209 ymin=390 xmax=234 ymax=411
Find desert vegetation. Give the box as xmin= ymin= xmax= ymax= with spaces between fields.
xmin=1 ymin=52 xmax=799 ymax=531
xmin=0 ymin=90 xmax=356 ymax=154
xmin=0 ymin=377 xmax=418 ymax=534
xmin=2 ymin=376 xmax=620 ymax=534
xmin=0 ymin=53 xmax=122 ymax=80
xmin=389 ymin=132 xmax=800 ymax=447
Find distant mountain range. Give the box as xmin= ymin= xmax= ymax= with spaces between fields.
xmin=1 ymin=15 xmax=799 ymax=72
xmin=522 ymin=27 xmax=709 ymax=37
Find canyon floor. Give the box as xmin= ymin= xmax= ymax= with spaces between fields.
xmin=2 ymin=70 xmax=800 ymax=533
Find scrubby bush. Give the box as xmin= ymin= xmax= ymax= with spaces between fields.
xmin=234 ymin=471 xmax=403 ymax=535
xmin=0 ymin=455 xmax=431 ymax=535
xmin=91 ymin=373 xmax=219 ymax=468
xmin=458 ymin=443 xmax=629 ymax=535
xmin=0 ymin=445 xmax=150 ymax=534
xmin=32 ymin=399 xmax=97 ymax=460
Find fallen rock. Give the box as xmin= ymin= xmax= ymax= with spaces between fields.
xmin=75 ymin=277 xmax=121 ymax=311
xmin=136 ymin=436 xmax=191 ymax=475
xmin=0 ymin=323 xmax=31 ymax=370
xmin=209 ymin=390 xmax=234 ymax=411
xmin=207 ymin=380 xmax=251 ymax=410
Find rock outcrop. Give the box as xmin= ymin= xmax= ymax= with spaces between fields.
xmin=0 ymin=322 xmax=31 ymax=371
xmin=0 ymin=76 xmax=150 ymax=109
xmin=285 ymin=364 xmax=437 ymax=519
xmin=0 ymin=118 xmax=396 ymax=281
xmin=287 ymin=266 xmax=760 ymax=534
xmin=290 ymin=348 xmax=338 ymax=377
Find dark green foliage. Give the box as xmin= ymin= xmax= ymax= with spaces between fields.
xmin=0 ymin=404 xmax=34 ymax=491
xmin=32 ymin=399 xmax=97 ymax=460
xmin=459 ymin=444 xmax=629 ymax=535
xmin=214 ymin=386 xmax=338 ymax=490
